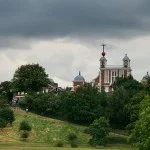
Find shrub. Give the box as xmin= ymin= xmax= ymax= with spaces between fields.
xmin=89 ymin=117 xmax=110 ymax=146
xmin=56 ymin=141 xmax=64 ymax=147
xmin=0 ymin=118 xmax=7 ymax=128
xmin=70 ymin=140 xmax=78 ymax=148
xmin=68 ymin=132 xmax=77 ymax=141
xmin=20 ymin=131 xmax=29 ymax=139
xmin=68 ymin=132 xmax=78 ymax=148
xmin=19 ymin=120 xmax=32 ymax=131
xmin=0 ymin=108 xmax=15 ymax=125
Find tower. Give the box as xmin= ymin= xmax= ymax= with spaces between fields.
xmin=92 ymin=44 xmax=132 ymax=93
xmin=123 ymin=54 xmax=130 ymax=68
xmin=100 ymin=44 xmax=107 ymax=68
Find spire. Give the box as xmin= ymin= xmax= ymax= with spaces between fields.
xmin=79 ymin=71 xmax=81 ymax=75
xmin=101 ymin=44 xmax=106 ymax=57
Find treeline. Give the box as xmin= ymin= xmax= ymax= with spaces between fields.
xmin=20 ymin=75 xmax=143 ymax=128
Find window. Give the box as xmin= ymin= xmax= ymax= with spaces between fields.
xmin=104 ymin=70 xmax=109 ymax=83
xmin=111 ymin=70 xmax=118 ymax=83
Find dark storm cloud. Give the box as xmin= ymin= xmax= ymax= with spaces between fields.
xmin=0 ymin=0 xmax=150 ymax=39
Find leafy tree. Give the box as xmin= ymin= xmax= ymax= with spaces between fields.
xmin=108 ymin=86 xmax=130 ymax=128
xmin=112 ymin=75 xmax=143 ymax=98
xmin=89 ymin=117 xmax=110 ymax=146
xmin=21 ymin=93 xmax=62 ymax=116
xmin=0 ymin=108 xmax=15 ymax=125
xmin=0 ymin=81 xmax=13 ymax=103
xmin=0 ymin=118 xmax=7 ymax=128
xmin=0 ymin=96 xmax=7 ymax=107
xmin=130 ymin=96 xmax=150 ymax=150
xmin=126 ymin=91 xmax=146 ymax=130
xmin=62 ymin=84 xmax=108 ymax=124
xmin=11 ymin=64 xmax=49 ymax=93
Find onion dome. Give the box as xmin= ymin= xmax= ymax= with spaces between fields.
xmin=142 ymin=72 xmax=150 ymax=83
xmin=73 ymin=71 xmax=85 ymax=82
xmin=123 ymin=54 xmax=130 ymax=61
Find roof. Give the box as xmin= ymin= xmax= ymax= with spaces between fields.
xmin=100 ymin=56 xmax=107 ymax=61
xmin=142 ymin=72 xmax=150 ymax=82
xmin=73 ymin=71 xmax=85 ymax=82
xmin=123 ymin=54 xmax=130 ymax=61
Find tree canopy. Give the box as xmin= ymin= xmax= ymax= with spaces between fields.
xmin=0 ymin=81 xmax=13 ymax=102
xmin=130 ymin=96 xmax=150 ymax=150
xmin=112 ymin=75 xmax=143 ymax=98
xmin=11 ymin=64 xmax=49 ymax=93
xmin=62 ymin=84 xmax=108 ymax=124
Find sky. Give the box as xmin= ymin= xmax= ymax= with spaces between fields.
xmin=0 ymin=0 xmax=150 ymax=87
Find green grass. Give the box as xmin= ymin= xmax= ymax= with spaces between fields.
xmin=0 ymin=108 xmax=137 ymax=150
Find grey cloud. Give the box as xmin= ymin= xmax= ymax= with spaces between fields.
xmin=0 ymin=0 xmax=149 ymax=49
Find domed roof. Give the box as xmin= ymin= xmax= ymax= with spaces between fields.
xmin=123 ymin=54 xmax=130 ymax=61
xmin=100 ymin=56 xmax=107 ymax=61
xmin=73 ymin=71 xmax=85 ymax=82
xmin=49 ymin=78 xmax=54 ymax=83
xmin=142 ymin=72 xmax=150 ymax=82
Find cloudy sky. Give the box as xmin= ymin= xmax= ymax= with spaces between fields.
xmin=0 ymin=0 xmax=150 ymax=87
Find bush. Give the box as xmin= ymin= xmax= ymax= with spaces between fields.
xmin=0 ymin=108 xmax=15 ymax=125
xmin=70 ymin=140 xmax=78 ymax=148
xmin=56 ymin=141 xmax=64 ymax=147
xmin=68 ymin=132 xmax=78 ymax=148
xmin=19 ymin=120 xmax=32 ymax=131
xmin=68 ymin=132 xmax=77 ymax=141
xmin=20 ymin=131 xmax=29 ymax=139
xmin=0 ymin=118 xmax=7 ymax=128
xmin=89 ymin=117 xmax=110 ymax=146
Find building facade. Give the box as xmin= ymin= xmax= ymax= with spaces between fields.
xmin=92 ymin=45 xmax=132 ymax=92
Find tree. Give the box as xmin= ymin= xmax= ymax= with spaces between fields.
xmin=130 ymin=96 xmax=150 ymax=150
xmin=89 ymin=117 xmax=110 ymax=146
xmin=62 ymin=84 xmax=108 ymax=124
xmin=11 ymin=64 xmax=49 ymax=93
xmin=126 ymin=91 xmax=146 ymax=130
xmin=112 ymin=75 xmax=143 ymax=98
xmin=0 ymin=108 xmax=15 ymax=125
xmin=108 ymin=86 xmax=130 ymax=129
xmin=21 ymin=93 xmax=62 ymax=116
xmin=0 ymin=81 xmax=13 ymax=103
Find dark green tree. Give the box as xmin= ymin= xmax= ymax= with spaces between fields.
xmin=20 ymin=93 xmax=62 ymax=116
xmin=0 ymin=81 xmax=13 ymax=103
xmin=62 ymin=84 xmax=108 ymax=124
xmin=108 ymin=86 xmax=130 ymax=129
xmin=11 ymin=64 xmax=49 ymax=93
xmin=130 ymin=96 xmax=150 ymax=150
xmin=89 ymin=117 xmax=110 ymax=146
xmin=0 ymin=108 xmax=15 ymax=125
xmin=126 ymin=91 xmax=146 ymax=130
xmin=112 ymin=75 xmax=143 ymax=98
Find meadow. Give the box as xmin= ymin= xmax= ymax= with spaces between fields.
xmin=0 ymin=108 xmax=137 ymax=150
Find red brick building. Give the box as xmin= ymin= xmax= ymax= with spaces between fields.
xmin=72 ymin=71 xmax=85 ymax=91
xmin=92 ymin=45 xmax=132 ymax=92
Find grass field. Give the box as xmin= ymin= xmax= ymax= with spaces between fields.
xmin=0 ymin=108 xmax=137 ymax=150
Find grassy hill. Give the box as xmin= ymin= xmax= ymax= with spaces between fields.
xmin=0 ymin=108 xmax=137 ymax=150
